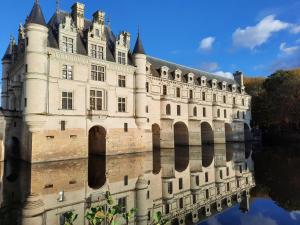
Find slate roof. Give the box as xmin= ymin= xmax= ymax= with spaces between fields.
xmin=147 ymin=56 xmax=238 ymax=86
xmin=2 ymin=42 xmax=13 ymax=61
xmin=26 ymin=2 xmax=47 ymax=26
xmin=133 ymin=33 xmax=146 ymax=55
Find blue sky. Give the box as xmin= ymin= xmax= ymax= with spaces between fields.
xmin=1 ymin=0 xmax=300 ymax=77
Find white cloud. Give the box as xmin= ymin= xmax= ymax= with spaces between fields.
xmin=200 ymin=62 xmax=219 ymax=72
xmin=233 ymin=15 xmax=289 ymax=49
xmin=199 ymin=37 xmax=215 ymax=51
xmin=214 ymin=71 xmax=233 ymax=79
xmin=279 ymin=42 xmax=299 ymax=55
xmin=290 ymin=24 xmax=300 ymax=34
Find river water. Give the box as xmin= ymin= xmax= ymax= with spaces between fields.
xmin=0 ymin=143 xmax=299 ymax=225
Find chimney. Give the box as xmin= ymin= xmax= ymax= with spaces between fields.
xmin=71 ymin=2 xmax=85 ymax=30
xmin=233 ymin=71 xmax=244 ymax=87
xmin=93 ymin=11 xmax=105 ymax=25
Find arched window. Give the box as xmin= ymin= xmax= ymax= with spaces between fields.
xmin=163 ymin=85 xmax=167 ymax=95
xmin=193 ymin=107 xmax=197 ymax=116
xmin=166 ymin=104 xmax=171 ymax=115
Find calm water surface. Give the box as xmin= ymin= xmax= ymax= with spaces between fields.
xmin=0 ymin=143 xmax=299 ymax=225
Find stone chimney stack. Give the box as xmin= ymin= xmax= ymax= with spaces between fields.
xmin=71 ymin=2 xmax=85 ymax=30
xmin=93 ymin=11 xmax=105 ymax=25
xmin=233 ymin=71 xmax=244 ymax=87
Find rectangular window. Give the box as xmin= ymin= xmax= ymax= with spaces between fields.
xmin=163 ymin=85 xmax=167 ymax=95
xmin=90 ymin=90 xmax=103 ymax=110
xmin=62 ymin=36 xmax=74 ymax=53
xmin=224 ymin=109 xmax=227 ymax=118
xmin=168 ymin=182 xmax=173 ymax=194
xmin=205 ymin=172 xmax=209 ymax=182
xmin=124 ymin=175 xmax=128 ymax=186
xmin=118 ymin=97 xmax=126 ymax=112
xmin=189 ymin=90 xmax=193 ymax=99
xmin=203 ymin=107 xmax=206 ymax=117
xmin=192 ymin=194 xmax=197 ymax=204
xmin=62 ymin=92 xmax=73 ymax=110
xmin=179 ymin=198 xmax=184 ymax=209
xmin=177 ymin=105 xmax=181 ymax=116
xmin=217 ymin=187 xmax=220 ymax=195
xmin=91 ymin=65 xmax=105 ymax=81
xmin=146 ymin=82 xmax=149 ymax=92
xmin=226 ymin=167 xmax=229 ymax=176
xmin=220 ymin=170 xmax=223 ymax=179
xmin=118 ymin=197 xmax=127 ymax=213
xmin=223 ymin=95 xmax=226 ymax=103
xmin=233 ymin=97 xmax=236 ymax=105
xmin=118 ymin=75 xmax=126 ymax=87
xmin=179 ymin=178 xmax=183 ymax=190
xmin=176 ymin=88 xmax=180 ymax=98
xmin=202 ymin=92 xmax=206 ymax=101
xmin=196 ymin=176 xmax=199 ymax=186
xmin=62 ymin=65 xmax=73 ymax=80
xmin=24 ymin=98 xmax=27 ymax=107
xmin=124 ymin=123 xmax=128 ymax=132
xmin=206 ymin=189 xmax=209 ymax=199
xmin=118 ymin=51 xmax=126 ymax=65
xmin=227 ymin=183 xmax=230 ymax=191
xmin=217 ymin=109 xmax=220 ymax=118
xmin=213 ymin=94 xmax=217 ymax=102
xmin=91 ymin=44 xmax=104 ymax=59
xmin=61 ymin=120 xmax=66 ymax=131
xmin=237 ymin=180 xmax=240 ymax=188
xmin=165 ymin=204 xmax=170 ymax=214
xmin=242 ymin=98 xmax=245 ymax=106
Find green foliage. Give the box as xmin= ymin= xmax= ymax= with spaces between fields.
xmin=151 ymin=211 xmax=169 ymax=225
xmin=63 ymin=211 xmax=78 ymax=225
xmin=85 ymin=191 xmax=136 ymax=225
xmin=245 ymin=70 xmax=300 ymax=131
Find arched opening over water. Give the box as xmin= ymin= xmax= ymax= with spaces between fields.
xmin=6 ymin=136 xmax=21 ymax=160
xmin=174 ymin=122 xmax=189 ymax=146
xmin=202 ymin=145 xmax=214 ymax=167
xmin=201 ymin=122 xmax=214 ymax=145
xmin=225 ymin=123 xmax=233 ymax=142
xmin=152 ymin=124 xmax=161 ymax=174
xmin=244 ymin=123 xmax=251 ymax=142
xmin=174 ymin=122 xmax=189 ymax=172
xmin=88 ymin=126 xmax=106 ymax=155
xmin=88 ymin=126 xmax=106 ymax=189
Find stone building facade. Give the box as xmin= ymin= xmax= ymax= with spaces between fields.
xmin=0 ymin=1 xmax=251 ymax=163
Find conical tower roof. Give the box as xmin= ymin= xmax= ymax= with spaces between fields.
xmin=26 ymin=1 xmax=47 ymax=26
xmin=2 ymin=40 xmax=14 ymax=61
xmin=133 ymin=32 xmax=146 ymax=55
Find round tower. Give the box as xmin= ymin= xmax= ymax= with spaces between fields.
xmin=135 ymin=175 xmax=148 ymax=225
xmin=24 ymin=1 xmax=48 ymax=116
xmin=132 ymin=32 xmax=148 ymax=129
xmin=1 ymin=38 xmax=14 ymax=110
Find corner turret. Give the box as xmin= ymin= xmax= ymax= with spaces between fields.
xmin=26 ymin=1 xmax=47 ymax=27
xmin=132 ymin=32 xmax=148 ymax=129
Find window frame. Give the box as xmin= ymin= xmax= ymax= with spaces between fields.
xmin=61 ymin=91 xmax=73 ymax=110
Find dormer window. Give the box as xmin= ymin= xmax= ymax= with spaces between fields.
xmin=188 ymin=73 xmax=194 ymax=84
xmin=222 ymin=81 xmax=227 ymax=90
xmin=91 ymin=44 xmax=104 ymax=59
xmin=232 ymin=84 xmax=237 ymax=92
xmin=160 ymin=66 xmax=169 ymax=78
xmin=174 ymin=69 xmax=182 ymax=82
xmin=62 ymin=36 xmax=74 ymax=53
xmin=212 ymin=79 xmax=217 ymax=88
xmin=201 ymin=76 xmax=207 ymax=86
xmin=118 ymin=51 xmax=126 ymax=65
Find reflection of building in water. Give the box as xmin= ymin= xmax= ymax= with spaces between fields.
xmin=0 ymin=144 xmax=255 ymax=225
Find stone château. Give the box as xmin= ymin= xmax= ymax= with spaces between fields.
xmin=0 ymin=1 xmax=251 ymax=163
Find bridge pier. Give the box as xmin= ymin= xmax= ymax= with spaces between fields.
xmin=232 ymin=121 xmax=245 ymax=142
xmin=213 ymin=120 xmax=226 ymax=144
xmin=188 ymin=120 xmax=201 ymax=146
xmin=160 ymin=119 xmax=174 ymax=149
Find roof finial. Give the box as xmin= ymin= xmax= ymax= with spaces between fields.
xmin=56 ymin=0 xmax=60 ymax=13
xmin=137 ymin=25 xmax=140 ymax=36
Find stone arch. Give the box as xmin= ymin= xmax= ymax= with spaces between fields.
xmin=88 ymin=155 xmax=106 ymax=190
xmin=225 ymin=123 xmax=233 ymax=142
xmin=88 ymin=126 xmax=106 ymax=155
xmin=244 ymin=123 xmax=251 ymax=142
xmin=174 ymin=122 xmax=189 ymax=172
xmin=201 ymin=122 xmax=214 ymax=145
xmin=174 ymin=122 xmax=189 ymax=146
xmin=152 ymin=124 xmax=161 ymax=174
xmin=202 ymin=145 xmax=214 ymax=167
